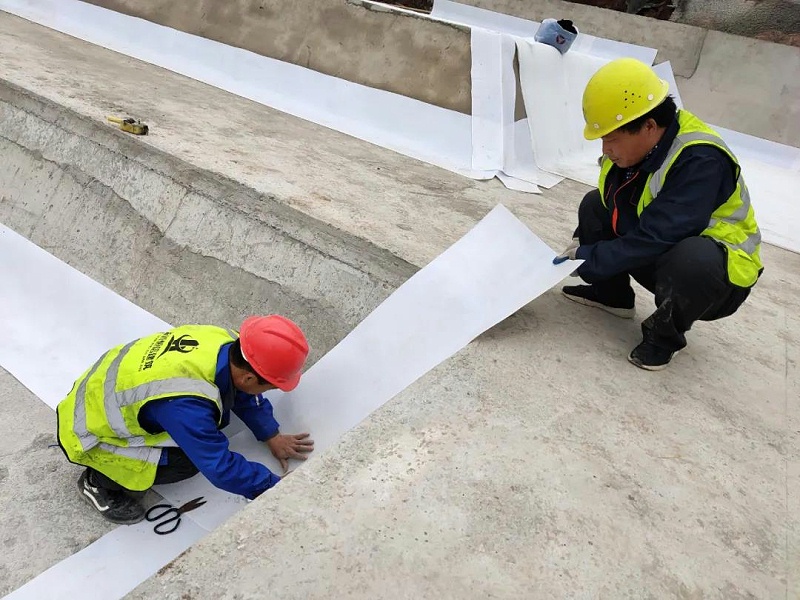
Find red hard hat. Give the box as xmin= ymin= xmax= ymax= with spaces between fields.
xmin=239 ymin=315 xmax=309 ymax=391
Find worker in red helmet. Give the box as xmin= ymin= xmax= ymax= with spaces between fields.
xmin=56 ymin=315 xmax=313 ymax=525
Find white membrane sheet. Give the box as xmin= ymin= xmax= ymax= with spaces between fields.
xmin=470 ymin=28 xmax=555 ymax=191
xmin=652 ymin=61 xmax=684 ymax=107
xmin=516 ymin=39 xmax=606 ymax=186
xmin=4 ymin=519 xmax=207 ymax=600
xmin=1 ymin=206 xmax=577 ymax=598
xmin=733 ymin=158 xmax=800 ymax=253
xmin=471 ymin=29 xmax=517 ymax=173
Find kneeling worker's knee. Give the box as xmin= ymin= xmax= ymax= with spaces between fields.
xmin=578 ymin=189 xmax=603 ymax=217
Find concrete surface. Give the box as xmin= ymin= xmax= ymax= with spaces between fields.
xmin=80 ymin=0 xmax=473 ymax=114
xmin=0 ymin=12 xmax=798 ymax=600
xmin=673 ymin=0 xmax=800 ymax=46
xmin=0 ymin=366 xmax=117 ymax=595
xmin=678 ymin=29 xmax=800 ymax=149
xmin=554 ymin=0 xmax=800 ymax=46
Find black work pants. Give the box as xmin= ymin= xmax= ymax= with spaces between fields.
xmin=575 ymin=189 xmax=752 ymax=351
xmin=88 ymin=447 xmax=199 ymax=492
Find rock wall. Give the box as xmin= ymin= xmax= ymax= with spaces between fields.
xmin=567 ymin=0 xmax=800 ymax=47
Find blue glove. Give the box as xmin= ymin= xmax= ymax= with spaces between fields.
xmin=534 ymin=19 xmax=579 ymax=55
xmin=553 ymin=238 xmax=580 ymax=264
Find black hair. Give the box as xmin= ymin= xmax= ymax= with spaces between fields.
xmin=229 ymin=338 xmax=268 ymax=385
xmin=619 ymin=95 xmax=677 ymax=134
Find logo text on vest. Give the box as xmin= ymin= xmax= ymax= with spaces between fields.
xmin=138 ymin=333 xmax=200 ymax=371
xmin=158 ymin=334 xmax=199 ymax=357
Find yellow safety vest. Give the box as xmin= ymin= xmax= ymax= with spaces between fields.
xmin=598 ymin=109 xmax=763 ymax=288
xmin=57 ymin=325 xmax=237 ymax=491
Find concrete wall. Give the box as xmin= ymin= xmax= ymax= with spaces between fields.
xmin=563 ymin=0 xmax=800 ymax=47
xmin=0 ymin=80 xmax=413 ymax=364
xmin=673 ymin=0 xmax=800 ymax=46
xmin=81 ymin=0 xmax=473 ymax=113
xmin=679 ymin=29 xmax=800 ymax=147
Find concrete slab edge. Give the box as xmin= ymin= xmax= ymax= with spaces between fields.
xmin=0 ymin=78 xmax=419 ymax=351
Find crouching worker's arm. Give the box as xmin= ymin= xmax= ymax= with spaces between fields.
xmin=265 ymin=431 xmax=314 ymax=474
xmin=233 ymin=391 xmax=314 ymax=474
xmin=141 ymin=397 xmax=280 ymax=499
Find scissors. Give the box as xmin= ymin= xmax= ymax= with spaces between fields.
xmin=145 ymin=496 xmax=206 ymax=535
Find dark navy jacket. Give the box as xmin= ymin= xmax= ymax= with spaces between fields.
xmin=575 ymin=115 xmax=737 ymax=283
xmin=138 ymin=342 xmax=281 ymax=499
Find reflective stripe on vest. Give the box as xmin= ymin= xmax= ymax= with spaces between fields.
xmin=72 ymin=340 xmax=220 ymax=452
xmin=58 ymin=325 xmax=236 ymax=490
xmin=647 ymin=130 xmax=762 ymax=257
xmin=97 ymin=442 xmax=162 ymax=464
xmin=597 ymin=110 xmax=763 ymax=288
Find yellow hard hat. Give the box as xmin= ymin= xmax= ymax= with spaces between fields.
xmin=582 ymin=58 xmax=669 ymax=140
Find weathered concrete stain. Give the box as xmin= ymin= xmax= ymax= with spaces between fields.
xmin=567 ymin=0 xmax=800 ymax=47
xmin=80 ymin=0 xmax=473 ymax=113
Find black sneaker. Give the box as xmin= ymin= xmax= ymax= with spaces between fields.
xmin=628 ymin=340 xmax=679 ymax=371
xmin=562 ymin=285 xmax=635 ymax=319
xmin=77 ymin=470 xmax=145 ymax=524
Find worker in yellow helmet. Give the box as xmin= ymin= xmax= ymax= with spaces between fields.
xmin=553 ymin=58 xmax=762 ymax=370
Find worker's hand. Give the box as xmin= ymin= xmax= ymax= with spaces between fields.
xmin=553 ymin=238 xmax=580 ymax=264
xmin=266 ymin=433 xmax=314 ymax=474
